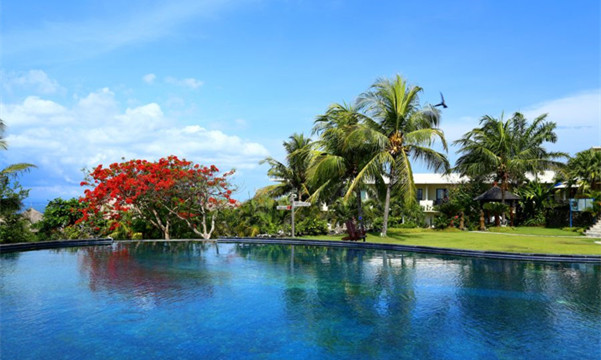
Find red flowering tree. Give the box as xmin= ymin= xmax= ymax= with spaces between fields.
xmin=78 ymin=156 xmax=238 ymax=239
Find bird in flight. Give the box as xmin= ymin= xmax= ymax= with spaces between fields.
xmin=434 ymin=92 xmax=448 ymax=108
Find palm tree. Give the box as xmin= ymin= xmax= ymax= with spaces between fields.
xmin=309 ymin=102 xmax=373 ymax=228
xmin=454 ymin=112 xmax=566 ymax=221
xmin=347 ymin=75 xmax=449 ymax=236
xmin=256 ymin=133 xmax=313 ymax=201
xmin=515 ymin=180 xmax=555 ymax=225
xmin=562 ymin=148 xmax=601 ymax=194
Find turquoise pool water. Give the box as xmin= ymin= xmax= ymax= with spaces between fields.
xmin=1 ymin=242 xmax=599 ymax=359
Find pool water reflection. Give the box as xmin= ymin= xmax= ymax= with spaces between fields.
xmin=1 ymin=242 xmax=599 ymax=359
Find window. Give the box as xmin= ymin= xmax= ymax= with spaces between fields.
xmin=417 ymin=188 xmax=423 ymax=201
xmin=436 ymin=188 xmax=448 ymax=201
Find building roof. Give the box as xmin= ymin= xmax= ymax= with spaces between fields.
xmin=412 ymin=173 xmax=468 ymax=185
xmin=474 ymin=186 xmax=521 ymax=201
xmin=412 ymin=170 xmax=557 ymax=186
xmin=22 ymin=208 xmax=43 ymax=223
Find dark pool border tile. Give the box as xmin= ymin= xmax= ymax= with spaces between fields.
xmin=0 ymin=238 xmax=113 ymax=253
xmin=217 ymin=237 xmax=601 ymax=264
xmin=2 ymin=237 xmax=599 ymax=263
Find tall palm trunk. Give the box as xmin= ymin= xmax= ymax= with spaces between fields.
xmin=381 ymin=173 xmax=393 ymax=237
xmin=355 ymin=186 xmax=364 ymax=231
xmin=501 ymin=172 xmax=508 ymax=224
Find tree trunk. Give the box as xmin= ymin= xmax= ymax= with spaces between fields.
xmin=355 ymin=187 xmax=364 ymax=232
xmin=501 ymin=173 xmax=508 ymax=224
xmin=479 ymin=210 xmax=485 ymax=231
xmin=164 ymin=220 xmax=170 ymax=240
xmin=197 ymin=212 xmax=216 ymax=239
xmin=150 ymin=208 xmax=170 ymax=240
xmin=381 ymin=182 xmax=392 ymax=237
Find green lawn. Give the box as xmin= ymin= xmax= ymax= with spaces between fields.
xmin=300 ymin=228 xmax=601 ymax=255
xmin=482 ymin=226 xmax=584 ymax=236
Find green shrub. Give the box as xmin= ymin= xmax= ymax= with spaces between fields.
xmin=296 ymin=217 xmax=328 ymax=236
xmin=561 ymin=227 xmax=585 ymax=234
xmin=433 ymin=215 xmax=450 ymax=230
xmin=62 ymin=225 xmax=92 ymax=240
xmin=522 ymin=211 xmax=546 ymax=226
xmin=396 ymin=221 xmax=419 ymax=229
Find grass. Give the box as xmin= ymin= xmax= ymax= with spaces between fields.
xmin=482 ymin=226 xmax=584 ymax=236
xmin=300 ymin=227 xmax=601 ymax=255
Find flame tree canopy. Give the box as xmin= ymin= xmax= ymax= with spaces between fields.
xmin=78 ymin=156 xmax=237 ymax=239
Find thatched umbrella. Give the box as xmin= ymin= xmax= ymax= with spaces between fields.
xmin=474 ymin=185 xmax=521 ymax=226
xmin=474 ymin=185 xmax=521 ymax=202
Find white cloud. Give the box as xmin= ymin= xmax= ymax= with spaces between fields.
xmin=142 ymin=73 xmax=156 ymax=84
xmin=521 ymin=89 xmax=601 ymax=154
xmin=1 ymin=87 xmax=269 ymax=180
xmin=165 ymin=76 xmax=204 ymax=89
xmin=3 ymin=70 xmax=63 ymax=94
xmin=522 ymin=90 xmax=600 ymax=129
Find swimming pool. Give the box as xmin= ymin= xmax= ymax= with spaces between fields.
xmin=1 ymin=242 xmax=599 ymax=359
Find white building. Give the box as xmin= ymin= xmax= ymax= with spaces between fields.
xmin=413 ymin=171 xmax=558 ymax=226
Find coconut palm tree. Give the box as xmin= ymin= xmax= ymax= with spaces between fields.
xmin=346 ymin=75 xmax=449 ymax=236
xmin=308 ymin=102 xmax=374 ymax=228
xmin=256 ymin=133 xmax=313 ymax=201
xmin=454 ymin=112 xmax=566 ymax=221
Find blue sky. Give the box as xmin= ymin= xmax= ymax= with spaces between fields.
xmin=1 ymin=0 xmax=600 ymax=210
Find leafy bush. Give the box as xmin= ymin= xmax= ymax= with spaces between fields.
xmin=433 ymin=215 xmax=450 ymax=230
xmin=521 ymin=211 xmax=545 ymax=226
xmin=35 ymin=198 xmax=88 ymax=240
xmin=0 ymin=214 xmax=36 ymax=243
xmin=561 ymin=227 xmax=585 ymax=235
xmin=296 ymin=217 xmax=328 ymax=236
xmin=397 ymin=221 xmax=419 ymax=229
xmin=62 ymin=225 xmax=93 ymax=240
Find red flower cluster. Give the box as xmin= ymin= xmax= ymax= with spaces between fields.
xmin=77 ymin=156 xmax=238 ymax=234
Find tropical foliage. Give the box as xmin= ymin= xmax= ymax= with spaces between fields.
xmin=257 ymin=133 xmax=313 ymax=201
xmin=309 ymin=103 xmax=373 ymax=229
xmin=35 ymin=198 xmax=92 ymax=240
xmin=0 ymin=175 xmax=36 ymax=243
xmin=0 ymin=119 xmax=37 ymax=243
xmin=454 ymin=112 xmax=566 ymax=220
xmin=561 ymin=148 xmax=601 ymax=194
xmin=514 ymin=181 xmax=555 ymax=226
xmin=348 ymin=75 xmax=449 ymax=236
